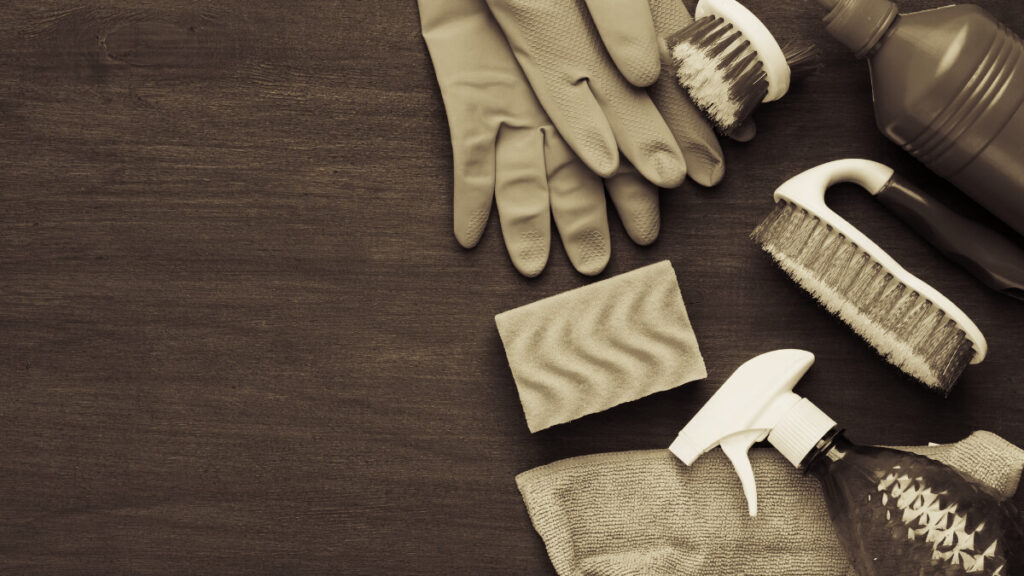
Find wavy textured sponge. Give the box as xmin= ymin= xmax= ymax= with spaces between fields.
xmin=495 ymin=260 xmax=705 ymax=433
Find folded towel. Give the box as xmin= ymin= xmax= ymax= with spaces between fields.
xmin=516 ymin=430 xmax=1024 ymax=576
xmin=495 ymin=260 xmax=705 ymax=432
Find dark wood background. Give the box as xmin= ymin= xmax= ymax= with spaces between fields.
xmin=2 ymin=1 xmax=1023 ymax=574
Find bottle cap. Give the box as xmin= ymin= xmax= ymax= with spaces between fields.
xmin=767 ymin=398 xmax=837 ymax=467
xmin=821 ymin=0 xmax=898 ymax=59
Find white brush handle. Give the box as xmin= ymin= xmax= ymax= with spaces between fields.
xmin=773 ymin=158 xmax=987 ymax=364
xmin=695 ymin=0 xmax=790 ymax=102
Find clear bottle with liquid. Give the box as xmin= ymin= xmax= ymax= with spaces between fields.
xmin=669 ymin=350 xmax=1023 ymax=575
xmin=804 ymin=427 xmax=1022 ymax=575
xmin=817 ymin=0 xmax=1024 ymax=237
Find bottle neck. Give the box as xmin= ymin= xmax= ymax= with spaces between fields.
xmin=823 ymin=0 xmax=899 ymax=59
xmin=799 ymin=427 xmax=849 ymax=477
xmin=765 ymin=398 xmax=838 ymax=468
xmin=864 ymin=14 xmax=900 ymax=59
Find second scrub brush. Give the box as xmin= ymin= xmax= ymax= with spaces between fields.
xmin=751 ymin=160 xmax=989 ymax=395
xmin=667 ymin=0 xmax=818 ymax=135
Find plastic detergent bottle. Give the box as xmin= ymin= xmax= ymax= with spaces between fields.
xmin=669 ymin=350 xmax=1023 ymax=575
xmin=816 ymin=0 xmax=1024 ymax=237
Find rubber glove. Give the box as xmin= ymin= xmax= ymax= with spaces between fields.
xmin=486 ymin=0 xmax=729 ymax=187
xmin=419 ymin=0 xmax=663 ymax=277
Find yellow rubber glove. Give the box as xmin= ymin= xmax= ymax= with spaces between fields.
xmin=485 ymin=0 xmax=731 ymax=187
xmin=419 ymin=0 xmax=663 ymax=277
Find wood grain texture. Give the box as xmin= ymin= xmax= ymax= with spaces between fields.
xmin=1 ymin=1 xmax=1022 ymax=574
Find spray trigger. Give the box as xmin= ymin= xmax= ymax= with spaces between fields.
xmin=669 ymin=350 xmax=820 ymax=516
xmin=720 ymin=429 xmax=769 ymax=515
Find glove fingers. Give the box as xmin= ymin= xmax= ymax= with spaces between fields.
xmin=647 ymin=0 xmax=726 ymax=187
xmin=544 ymin=127 xmax=610 ymax=276
xmin=648 ymin=0 xmax=695 ymax=34
xmin=495 ymin=125 xmax=552 ymax=277
xmin=646 ymin=67 xmax=725 ymax=187
xmin=584 ymin=0 xmax=661 ymax=87
xmin=581 ymin=0 xmax=688 ymax=190
xmin=419 ymin=0 xmax=529 ymax=248
xmin=597 ymin=84 xmax=687 ymax=189
xmin=606 ymin=161 xmax=660 ymax=246
xmin=486 ymin=0 xmax=621 ymax=179
xmin=450 ymin=115 xmax=498 ymax=248
xmin=546 ymin=79 xmax=620 ymax=180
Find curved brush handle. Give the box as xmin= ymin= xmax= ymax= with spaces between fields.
xmin=876 ymin=176 xmax=1024 ymax=301
xmin=774 ymin=159 xmax=987 ymax=363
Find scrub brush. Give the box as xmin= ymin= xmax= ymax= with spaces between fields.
xmin=667 ymin=0 xmax=819 ymax=135
xmin=751 ymin=159 xmax=988 ymax=395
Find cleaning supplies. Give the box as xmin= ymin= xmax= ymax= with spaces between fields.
xmin=495 ymin=261 xmax=705 ymax=432
xmin=517 ymin=431 xmax=1024 ymax=576
xmin=669 ymin=349 xmax=1024 ymax=575
xmin=666 ymin=0 xmax=819 ymax=134
xmin=419 ymin=0 xmax=664 ymax=276
xmin=751 ymin=161 xmax=987 ymax=394
xmin=485 ymin=0 xmax=728 ymax=186
xmin=816 ymin=0 xmax=1024 ymax=238
xmin=783 ymin=160 xmax=1024 ymax=299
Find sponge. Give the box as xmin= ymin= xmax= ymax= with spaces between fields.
xmin=495 ymin=260 xmax=705 ymax=433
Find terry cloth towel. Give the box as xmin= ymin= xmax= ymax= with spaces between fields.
xmin=495 ymin=260 xmax=705 ymax=433
xmin=516 ymin=431 xmax=1024 ymax=576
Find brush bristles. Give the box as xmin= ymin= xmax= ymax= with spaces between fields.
xmin=668 ymin=16 xmax=767 ymax=134
xmin=752 ymin=201 xmax=976 ymax=395
xmin=782 ymin=41 xmax=822 ymax=77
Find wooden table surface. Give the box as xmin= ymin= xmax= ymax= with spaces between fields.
xmin=2 ymin=1 xmax=1023 ymax=574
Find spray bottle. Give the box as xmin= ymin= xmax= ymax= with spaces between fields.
xmin=670 ymin=350 xmax=1022 ymax=575
xmin=815 ymin=0 xmax=1024 ymax=238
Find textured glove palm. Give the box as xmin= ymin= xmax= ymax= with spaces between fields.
xmin=419 ymin=0 xmax=665 ymax=276
xmin=486 ymin=0 xmax=733 ymax=187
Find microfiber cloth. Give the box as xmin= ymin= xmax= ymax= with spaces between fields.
xmin=516 ymin=431 xmax=1024 ymax=576
xmin=495 ymin=260 xmax=705 ymax=433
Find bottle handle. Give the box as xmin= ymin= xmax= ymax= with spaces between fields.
xmin=875 ymin=175 xmax=1024 ymax=301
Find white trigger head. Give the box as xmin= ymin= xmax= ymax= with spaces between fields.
xmin=669 ymin=350 xmax=816 ymax=516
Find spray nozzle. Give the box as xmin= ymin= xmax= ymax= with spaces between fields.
xmin=669 ymin=350 xmax=836 ymax=516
